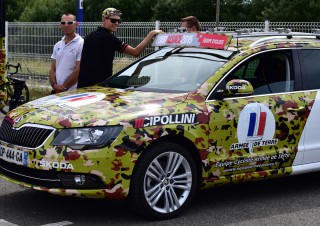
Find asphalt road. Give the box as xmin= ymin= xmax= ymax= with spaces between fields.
xmin=1 ymin=111 xmax=320 ymax=225
xmin=2 ymin=172 xmax=320 ymax=226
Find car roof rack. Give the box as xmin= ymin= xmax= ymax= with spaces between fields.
xmin=232 ymin=28 xmax=320 ymax=48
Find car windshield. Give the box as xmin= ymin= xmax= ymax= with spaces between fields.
xmin=104 ymin=47 xmax=234 ymax=93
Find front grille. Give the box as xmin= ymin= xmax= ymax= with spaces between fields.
xmin=0 ymin=120 xmax=55 ymax=148
xmin=0 ymin=159 xmax=106 ymax=189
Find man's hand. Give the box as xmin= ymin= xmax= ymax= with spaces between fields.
xmin=149 ymin=30 xmax=163 ymax=37
xmin=53 ymin=84 xmax=67 ymax=93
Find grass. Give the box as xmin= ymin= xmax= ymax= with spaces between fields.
xmin=7 ymin=57 xmax=135 ymax=101
xmin=8 ymin=56 xmax=134 ymax=77
xmin=29 ymin=87 xmax=51 ymax=100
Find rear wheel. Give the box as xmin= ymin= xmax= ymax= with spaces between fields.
xmin=130 ymin=142 xmax=198 ymax=220
xmin=9 ymin=82 xmax=30 ymax=111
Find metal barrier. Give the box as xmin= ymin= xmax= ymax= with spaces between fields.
xmin=6 ymin=21 xmax=320 ymax=92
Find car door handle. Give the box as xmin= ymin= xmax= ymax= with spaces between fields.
xmin=287 ymin=106 xmax=305 ymax=111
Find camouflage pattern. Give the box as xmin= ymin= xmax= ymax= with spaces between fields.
xmin=202 ymin=92 xmax=313 ymax=188
xmin=1 ymin=36 xmax=320 ymax=199
xmin=0 ymin=47 xmax=8 ymax=108
xmin=102 ymin=8 xmax=122 ymax=18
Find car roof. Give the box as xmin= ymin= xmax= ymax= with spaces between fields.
xmin=229 ymin=29 xmax=320 ymax=51
xmin=153 ymin=29 xmax=320 ymax=52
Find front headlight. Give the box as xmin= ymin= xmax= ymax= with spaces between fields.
xmin=51 ymin=126 xmax=122 ymax=150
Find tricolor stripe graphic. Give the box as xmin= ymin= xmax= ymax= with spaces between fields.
xmin=60 ymin=93 xmax=97 ymax=102
xmin=247 ymin=112 xmax=266 ymax=137
xmin=135 ymin=118 xmax=145 ymax=128
xmin=60 ymin=93 xmax=88 ymax=100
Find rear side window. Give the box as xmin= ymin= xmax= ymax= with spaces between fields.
xmin=300 ymin=50 xmax=320 ymax=90
xmin=226 ymin=51 xmax=293 ymax=95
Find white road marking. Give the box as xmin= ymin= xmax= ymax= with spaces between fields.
xmin=0 ymin=219 xmax=18 ymax=226
xmin=40 ymin=222 xmax=73 ymax=226
xmin=0 ymin=220 xmax=73 ymax=226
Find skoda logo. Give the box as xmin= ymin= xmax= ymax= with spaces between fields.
xmin=14 ymin=117 xmax=22 ymax=125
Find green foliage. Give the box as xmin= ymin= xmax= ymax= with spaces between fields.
xmin=261 ymin=0 xmax=320 ymax=22
xmin=83 ymin=0 xmax=159 ymax=22
xmin=5 ymin=0 xmax=320 ymax=22
xmin=18 ymin=0 xmax=77 ymax=22
xmin=152 ymin=0 xmax=216 ymax=21
xmin=220 ymin=0 xmax=253 ymax=22
xmin=29 ymin=87 xmax=51 ymax=101
xmin=83 ymin=0 xmax=106 ymax=22
xmin=6 ymin=0 xmax=35 ymax=21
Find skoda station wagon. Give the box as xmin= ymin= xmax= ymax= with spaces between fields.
xmin=1 ymin=30 xmax=320 ymax=220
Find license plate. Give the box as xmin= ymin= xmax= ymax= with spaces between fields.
xmin=0 ymin=145 xmax=28 ymax=166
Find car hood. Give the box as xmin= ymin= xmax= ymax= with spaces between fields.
xmin=6 ymin=86 xmax=189 ymax=128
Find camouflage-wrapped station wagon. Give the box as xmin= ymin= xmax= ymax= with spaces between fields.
xmin=2 ymin=30 xmax=320 ymax=220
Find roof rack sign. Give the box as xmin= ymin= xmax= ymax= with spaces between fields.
xmin=152 ymin=33 xmax=232 ymax=50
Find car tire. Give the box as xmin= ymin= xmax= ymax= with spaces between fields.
xmin=129 ymin=142 xmax=198 ymax=220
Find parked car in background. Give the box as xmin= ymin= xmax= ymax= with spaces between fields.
xmin=1 ymin=29 xmax=320 ymax=220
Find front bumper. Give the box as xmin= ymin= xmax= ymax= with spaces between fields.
xmin=0 ymin=119 xmax=137 ymax=199
xmin=0 ymin=159 xmax=106 ymax=189
xmin=0 ymin=159 xmax=128 ymax=199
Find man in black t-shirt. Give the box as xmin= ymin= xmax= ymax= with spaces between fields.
xmin=77 ymin=8 xmax=161 ymax=88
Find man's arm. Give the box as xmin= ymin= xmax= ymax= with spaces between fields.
xmin=62 ymin=61 xmax=81 ymax=90
xmin=49 ymin=59 xmax=61 ymax=92
xmin=49 ymin=59 xmax=66 ymax=93
xmin=49 ymin=59 xmax=57 ymax=86
xmin=122 ymin=30 xmax=161 ymax=57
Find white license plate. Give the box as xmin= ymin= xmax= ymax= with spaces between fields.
xmin=0 ymin=145 xmax=28 ymax=166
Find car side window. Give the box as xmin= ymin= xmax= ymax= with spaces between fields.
xmin=227 ymin=51 xmax=294 ymax=95
xmin=300 ymin=49 xmax=320 ymax=90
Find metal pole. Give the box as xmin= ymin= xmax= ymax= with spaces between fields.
xmin=215 ymin=0 xmax=220 ymax=28
xmin=77 ymin=0 xmax=83 ymax=36
xmin=155 ymin=20 xmax=160 ymax=50
xmin=264 ymin=20 xmax=270 ymax=32
xmin=155 ymin=20 xmax=160 ymax=30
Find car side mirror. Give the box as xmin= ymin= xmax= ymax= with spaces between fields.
xmin=224 ymin=79 xmax=254 ymax=97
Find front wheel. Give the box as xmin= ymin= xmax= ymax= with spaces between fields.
xmin=129 ymin=142 xmax=198 ymax=220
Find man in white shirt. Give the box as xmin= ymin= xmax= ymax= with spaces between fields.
xmin=50 ymin=13 xmax=84 ymax=93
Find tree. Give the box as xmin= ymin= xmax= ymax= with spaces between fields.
xmin=83 ymin=0 xmax=158 ymax=22
xmin=248 ymin=0 xmax=271 ymax=21
xmin=83 ymin=0 xmax=106 ymax=21
xmin=18 ymin=0 xmax=77 ymax=22
xmin=6 ymin=0 xmax=35 ymax=21
xmin=152 ymin=0 xmax=217 ymax=22
xmin=220 ymin=0 xmax=250 ymax=22
xmin=261 ymin=0 xmax=320 ymax=22
xmin=5 ymin=0 xmax=320 ymax=23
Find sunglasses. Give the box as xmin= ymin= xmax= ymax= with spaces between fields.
xmin=60 ymin=21 xmax=75 ymax=25
xmin=108 ymin=18 xmax=122 ymax=24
